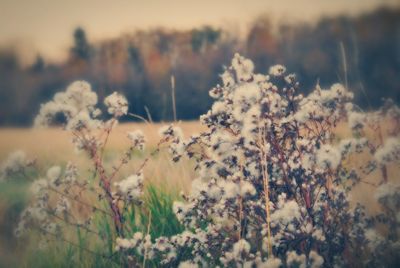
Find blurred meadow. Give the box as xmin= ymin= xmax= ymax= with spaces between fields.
xmin=0 ymin=122 xmax=204 ymax=267
xmin=0 ymin=122 xmax=206 ymax=192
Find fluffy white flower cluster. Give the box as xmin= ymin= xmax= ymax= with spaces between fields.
xmin=316 ymin=144 xmax=341 ymax=169
xmin=0 ymin=150 xmax=32 ymax=181
xmin=116 ymin=228 xmax=211 ymax=266
xmin=158 ymin=124 xmax=183 ymax=141
xmin=41 ymin=163 xmax=77 ymax=189
xmin=290 ymin=83 xmax=353 ymax=124
xmin=114 ymin=173 xmax=144 ymax=202
xmin=127 ymin=130 xmax=146 ymax=151
xmin=375 ymin=182 xmax=400 ymax=212
xmin=269 ymin=64 xmax=286 ymax=77
xmin=366 ymin=181 xmax=400 ymax=265
xmin=338 ymin=138 xmax=368 ymax=157
xmin=115 ymin=54 xmax=388 ymax=266
xmin=231 ymin=53 xmax=255 ymax=81
xmin=14 ymin=163 xmax=84 ymax=239
xmin=104 ymin=92 xmax=128 ymax=117
xmin=115 ymin=232 xmax=151 ymax=253
xmin=12 ymin=54 xmax=399 ymax=266
xmin=158 ymin=124 xmax=186 ymax=162
xmin=285 ymin=250 xmax=324 ymax=268
xmin=33 ymin=81 xmax=135 ymax=154
xmin=348 ymin=111 xmax=366 ymax=131
xmin=270 ymin=198 xmax=301 ymax=226
xmin=374 ymin=137 xmax=400 ymax=165
xmin=220 ymin=239 xmax=250 ymax=264
xmin=34 ymin=81 xmax=100 ymax=131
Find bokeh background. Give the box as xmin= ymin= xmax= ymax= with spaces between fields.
xmin=0 ymin=0 xmax=399 ymax=124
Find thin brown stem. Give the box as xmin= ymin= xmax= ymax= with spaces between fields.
xmin=258 ymin=126 xmax=272 ymax=257
xmin=143 ymin=210 xmax=152 ymax=268
xmin=47 ymin=186 xmax=113 ymax=217
xmin=41 ymin=228 xmax=118 ymax=264
xmin=46 ymin=209 xmax=102 ymax=237
xmin=128 ymin=113 xmax=150 ymax=124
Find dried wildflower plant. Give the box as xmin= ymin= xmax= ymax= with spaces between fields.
xmin=114 ymin=54 xmax=400 ymax=267
xmin=0 ymin=150 xmax=36 ymax=182
xmin=6 ymin=54 xmax=400 ymax=267
xmin=10 ymin=81 xmax=171 ymax=263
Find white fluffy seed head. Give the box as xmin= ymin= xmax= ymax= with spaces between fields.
xmin=158 ymin=125 xmax=183 ymax=141
xmin=127 ymin=130 xmax=146 ymax=150
xmin=114 ymin=173 xmax=144 ymax=201
xmin=104 ymin=92 xmax=128 ymax=117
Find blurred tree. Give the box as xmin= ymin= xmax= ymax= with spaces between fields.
xmin=71 ymin=27 xmax=92 ymax=60
xmin=0 ymin=8 xmax=398 ymax=126
xmin=191 ymin=26 xmax=221 ymax=53
xmin=30 ymin=54 xmax=45 ymax=73
xmin=191 ymin=30 xmax=203 ymax=52
xmin=0 ymin=50 xmax=19 ymax=72
xmin=204 ymin=26 xmax=220 ymax=44
xmin=157 ymin=31 xmax=172 ymax=54
xmin=247 ymin=18 xmax=278 ymax=70
xmin=128 ymin=45 xmax=144 ymax=73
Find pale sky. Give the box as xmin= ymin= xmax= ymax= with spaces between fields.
xmin=0 ymin=0 xmax=398 ymax=64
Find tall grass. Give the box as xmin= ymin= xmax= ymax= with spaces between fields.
xmin=0 ymin=177 xmax=183 ymax=267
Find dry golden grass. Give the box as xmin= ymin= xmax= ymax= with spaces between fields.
xmin=0 ymin=120 xmax=398 ymax=211
xmin=0 ymin=121 xmax=206 ymax=264
xmin=333 ymin=120 xmax=400 ymax=214
xmin=0 ymin=121 xmax=204 ymax=161
xmin=0 ymin=121 xmax=206 ymax=193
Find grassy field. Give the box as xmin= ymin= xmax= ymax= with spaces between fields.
xmin=0 ymin=120 xmax=398 ymax=267
xmin=0 ymin=121 xmax=207 ymax=191
xmin=0 ymin=121 xmax=206 ymax=267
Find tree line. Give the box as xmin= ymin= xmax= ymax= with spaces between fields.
xmin=0 ymin=7 xmax=398 ymax=125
